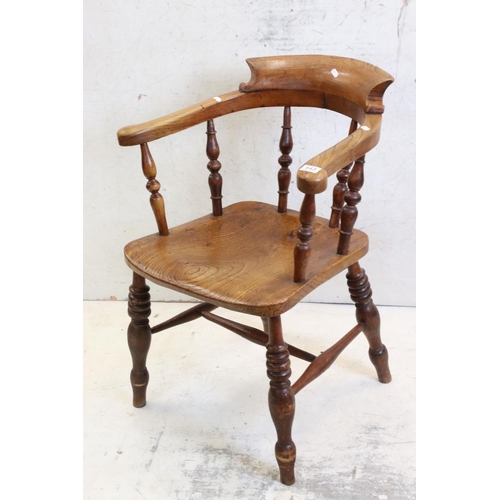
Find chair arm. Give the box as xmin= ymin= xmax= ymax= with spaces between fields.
xmin=117 ymin=90 xmax=243 ymax=146
xmin=296 ymin=114 xmax=382 ymax=194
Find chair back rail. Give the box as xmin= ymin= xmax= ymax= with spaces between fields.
xmin=294 ymin=194 xmax=316 ymax=282
xmin=240 ymin=55 xmax=393 ymax=115
xmin=117 ymin=55 xmax=393 ymax=147
xmin=337 ymin=155 xmax=365 ymax=255
xmin=329 ymin=119 xmax=358 ymax=228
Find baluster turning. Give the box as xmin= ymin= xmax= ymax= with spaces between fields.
xmin=206 ymin=120 xmax=223 ymax=216
xmin=337 ymin=155 xmax=365 ymax=255
xmin=277 ymin=106 xmax=293 ymax=213
xmin=329 ymin=119 xmax=358 ymax=228
xmin=140 ymin=143 xmax=169 ymax=236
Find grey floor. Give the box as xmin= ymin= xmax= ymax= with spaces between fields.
xmin=83 ymin=301 xmax=415 ymax=500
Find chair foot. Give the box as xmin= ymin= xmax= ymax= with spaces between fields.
xmin=127 ymin=272 xmax=152 ymax=408
xmin=347 ymin=262 xmax=392 ymax=384
xmin=274 ymin=443 xmax=296 ymax=485
xmin=266 ymin=316 xmax=296 ymax=485
xmin=131 ymin=372 xmax=149 ymax=408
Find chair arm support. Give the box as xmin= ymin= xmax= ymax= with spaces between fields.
xmin=117 ymin=89 xmax=326 ymax=147
xmin=294 ymin=193 xmax=316 ymax=282
xmin=296 ymin=114 xmax=382 ymax=194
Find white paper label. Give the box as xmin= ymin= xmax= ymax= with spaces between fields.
xmin=300 ymin=165 xmax=322 ymax=174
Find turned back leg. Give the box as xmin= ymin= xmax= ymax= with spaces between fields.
xmin=266 ymin=316 xmax=296 ymax=485
xmin=346 ymin=262 xmax=392 ymax=383
xmin=127 ymin=272 xmax=152 ymax=407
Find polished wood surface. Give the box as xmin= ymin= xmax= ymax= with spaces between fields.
xmin=117 ymin=55 xmax=393 ymax=200
xmin=127 ymin=273 xmax=152 ymax=408
xmin=293 ymin=194 xmax=316 ymax=282
xmin=338 ymin=155 xmax=365 ymax=255
xmin=117 ymin=90 xmax=324 ymax=146
xmin=206 ymin=119 xmax=223 ymax=216
xmin=125 ymin=201 xmax=368 ymax=317
xmin=239 ymin=55 xmax=393 ymax=114
xmin=329 ymin=119 xmax=358 ymax=228
xmin=266 ymin=316 xmax=296 ymax=485
xmin=277 ymin=106 xmax=293 ymax=213
xmin=347 ymin=262 xmax=392 ymax=383
xmin=291 ymin=323 xmax=364 ymax=395
xmin=330 ymin=166 xmax=350 ymax=228
xmin=150 ymin=302 xmax=217 ymax=334
xmin=140 ymin=143 xmax=169 ymax=236
xmin=119 ymin=55 xmax=394 ymax=486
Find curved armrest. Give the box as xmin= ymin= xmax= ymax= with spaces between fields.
xmin=117 ymin=89 xmax=325 ymax=146
xmin=296 ymin=114 xmax=382 ymax=194
xmin=118 ymin=90 xmax=241 ymax=146
xmin=118 ymin=55 xmax=392 ymax=149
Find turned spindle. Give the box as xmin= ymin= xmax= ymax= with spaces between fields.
xmin=329 ymin=168 xmax=350 ymax=228
xmin=294 ymin=194 xmax=316 ymax=282
xmin=206 ymin=120 xmax=223 ymax=216
xmin=127 ymin=272 xmax=152 ymax=408
xmin=329 ymin=119 xmax=358 ymax=228
xmin=266 ymin=316 xmax=296 ymax=485
xmin=277 ymin=106 xmax=293 ymax=213
xmin=337 ymin=155 xmax=365 ymax=255
xmin=140 ymin=143 xmax=169 ymax=236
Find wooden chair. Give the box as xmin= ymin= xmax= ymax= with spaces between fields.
xmin=117 ymin=55 xmax=394 ymax=485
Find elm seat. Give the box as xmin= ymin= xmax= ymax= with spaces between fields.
xmin=125 ymin=201 xmax=369 ymax=317
xmin=117 ymin=54 xmax=394 ymax=486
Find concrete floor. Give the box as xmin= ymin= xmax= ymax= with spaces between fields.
xmin=83 ymin=301 xmax=415 ymax=499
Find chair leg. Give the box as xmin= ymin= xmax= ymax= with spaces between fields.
xmin=266 ymin=316 xmax=296 ymax=485
xmin=261 ymin=316 xmax=270 ymax=334
xmin=127 ymin=272 xmax=152 ymax=408
xmin=346 ymin=262 xmax=392 ymax=383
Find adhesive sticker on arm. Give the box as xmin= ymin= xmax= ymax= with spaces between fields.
xmin=300 ymin=165 xmax=322 ymax=174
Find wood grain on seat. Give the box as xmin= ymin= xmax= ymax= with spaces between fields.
xmin=125 ymin=201 xmax=368 ymax=317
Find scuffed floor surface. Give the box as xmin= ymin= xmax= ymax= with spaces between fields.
xmin=84 ymin=301 xmax=415 ymax=499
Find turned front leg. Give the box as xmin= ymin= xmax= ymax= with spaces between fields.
xmin=346 ymin=262 xmax=391 ymax=383
xmin=266 ymin=316 xmax=296 ymax=485
xmin=127 ymin=272 xmax=152 ymax=407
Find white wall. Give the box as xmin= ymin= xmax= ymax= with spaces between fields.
xmin=83 ymin=0 xmax=415 ymax=306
